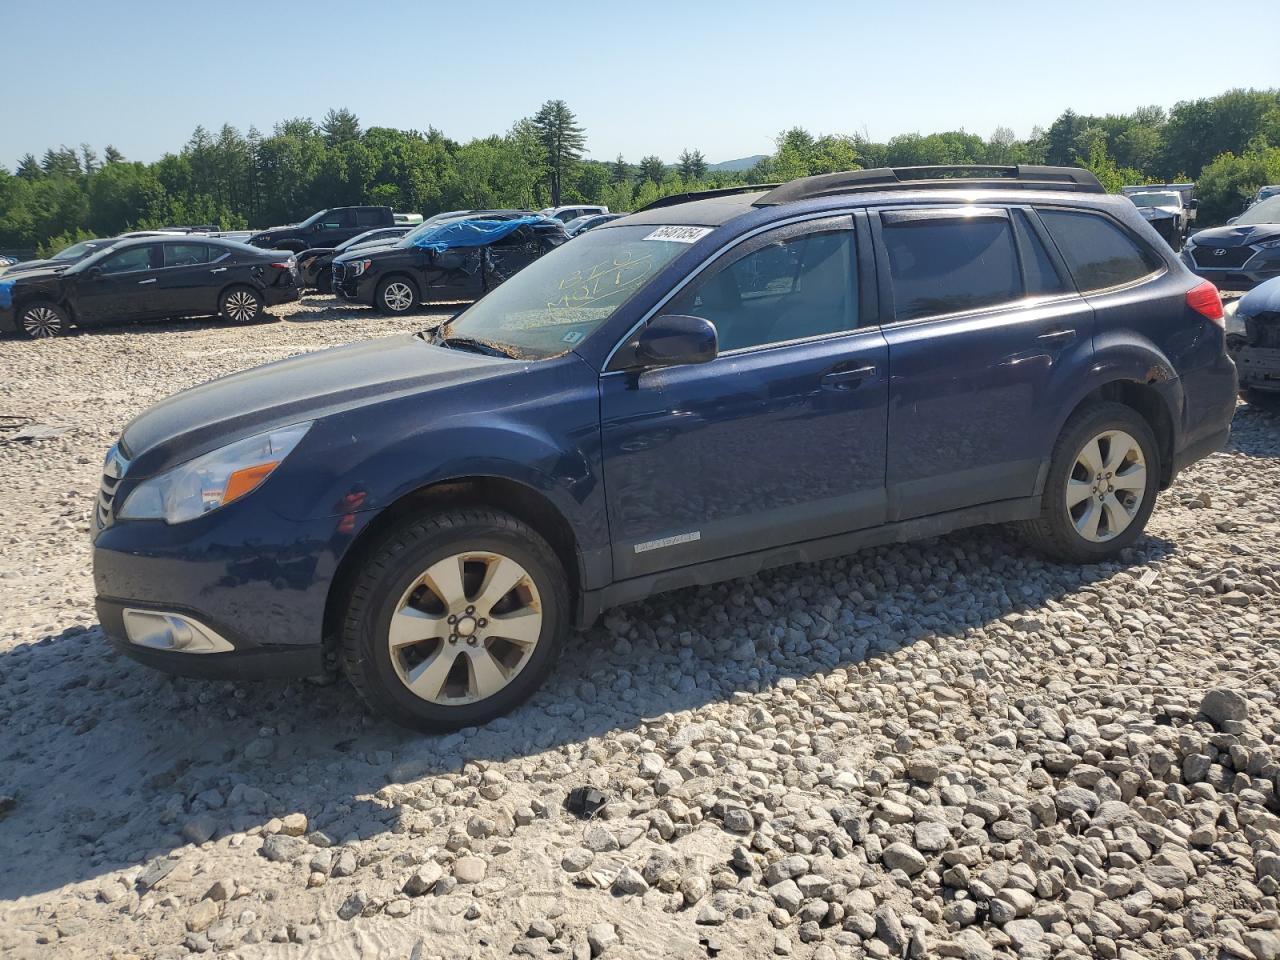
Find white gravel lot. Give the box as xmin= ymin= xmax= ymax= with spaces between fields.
xmin=0 ymin=297 xmax=1279 ymax=960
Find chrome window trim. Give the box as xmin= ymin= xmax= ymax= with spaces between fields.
xmin=600 ymin=210 xmax=857 ymax=374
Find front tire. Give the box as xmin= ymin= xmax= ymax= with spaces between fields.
xmin=219 ymin=286 xmax=264 ymax=324
xmin=376 ymin=276 xmax=419 ymax=314
xmin=1018 ymin=402 xmax=1160 ymax=563
xmin=17 ymin=301 xmax=69 ymax=339
xmin=340 ymin=509 xmax=569 ymax=731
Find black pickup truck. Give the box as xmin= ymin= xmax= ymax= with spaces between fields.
xmin=247 ymin=206 xmax=395 ymax=254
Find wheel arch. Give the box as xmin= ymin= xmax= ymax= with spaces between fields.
xmin=1055 ymin=378 xmax=1178 ymax=489
xmin=321 ymin=475 xmax=584 ymax=666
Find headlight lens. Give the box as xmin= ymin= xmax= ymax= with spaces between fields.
xmin=1256 ymin=238 xmax=1280 ymax=250
xmin=118 ymin=422 xmax=312 ymax=523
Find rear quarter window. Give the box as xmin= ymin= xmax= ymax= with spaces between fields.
xmin=1036 ymin=208 xmax=1162 ymax=291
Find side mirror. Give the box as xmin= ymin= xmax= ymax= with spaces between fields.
xmin=313 ymin=223 xmax=325 ymax=231
xmin=1188 ymin=198 xmax=1199 ymax=209
xmin=87 ymin=266 xmax=103 ymax=279
xmin=634 ymin=314 xmax=718 ymax=368
xmin=1227 ymin=217 xmax=1239 ymax=225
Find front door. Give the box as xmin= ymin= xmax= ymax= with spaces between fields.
xmin=600 ymin=216 xmax=889 ymax=581
xmin=873 ymin=206 xmax=1094 ymax=520
xmin=72 ymin=244 xmax=162 ymax=325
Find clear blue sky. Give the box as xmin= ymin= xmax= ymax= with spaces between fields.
xmin=3 ymin=0 xmax=1277 ymax=169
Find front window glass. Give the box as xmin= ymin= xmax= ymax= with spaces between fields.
xmin=1237 ymin=195 xmax=1280 ymax=226
xmin=666 ymin=227 xmax=856 ymax=350
xmin=97 ymin=246 xmax=154 ymax=274
xmin=444 ymin=224 xmax=693 ymax=359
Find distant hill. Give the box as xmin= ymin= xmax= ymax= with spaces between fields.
xmin=707 ymin=155 xmax=767 ymax=172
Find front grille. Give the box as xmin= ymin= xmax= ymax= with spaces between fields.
xmin=98 ymin=444 xmax=129 ymax=527
xmin=331 ymin=263 xmax=347 ymax=283
xmin=1246 ymin=312 xmax=1280 ymax=349
xmin=1192 ymin=245 xmax=1255 ymax=269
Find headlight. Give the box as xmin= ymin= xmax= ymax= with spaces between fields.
xmin=118 ymin=422 xmax=312 ymax=523
xmin=349 ymin=258 xmax=373 ymax=276
xmin=1256 ymin=238 xmax=1280 ymax=250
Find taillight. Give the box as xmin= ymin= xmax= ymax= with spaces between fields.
xmin=1186 ymin=280 xmax=1223 ymax=327
xmin=269 ymin=258 xmax=295 ymax=270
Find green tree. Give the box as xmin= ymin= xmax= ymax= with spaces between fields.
xmin=321 ymin=108 xmax=362 ymax=146
xmin=16 ymin=154 xmax=42 ymax=180
xmin=103 ymin=145 xmax=125 ymax=165
xmin=530 ymin=99 xmax=586 ymax=206
xmin=678 ymin=149 xmax=707 ymax=181
xmin=638 ymin=155 xmax=666 ymax=185
xmin=610 ymin=154 xmax=629 ymax=185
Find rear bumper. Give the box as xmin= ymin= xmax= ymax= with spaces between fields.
xmin=1169 ymin=351 xmax=1237 ymax=479
xmin=263 ymin=284 xmax=301 ymax=308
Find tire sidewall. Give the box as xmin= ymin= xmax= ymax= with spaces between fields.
xmin=376 ymin=276 xmax=418 ymax=314
xmin=353 ymin=520 xmax=567 ymax=730
xmin=1046 ymin=405 xmax=1160 ymax=559
xmin=220 ymin=286 xmax=263 ymax=323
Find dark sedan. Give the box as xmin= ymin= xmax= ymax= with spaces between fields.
xmin=0 ymin=236 xmax=299 ymax=338
xmin=1181 ymin=195 xmax=1280 ymax=291
xmin=331 ymin=214 xmax=566 ymax=313
xmin=1 ymin=236 xmax=127 ymax=278
xmin=564 ymin=212 xmax=625 ymax=237
xmin=297 ymin=226 xmax=413 ymax=293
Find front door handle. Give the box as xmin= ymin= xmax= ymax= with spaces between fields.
xmin=137 ymin=278 xmax=157 ymax=285
xmin=210 ymin=267 xmax=227 ymax=274
xmin=1037 ymin=328 xmax=1076 ymax=345
xmin=821 ymin=364 xmax=878 ymax=389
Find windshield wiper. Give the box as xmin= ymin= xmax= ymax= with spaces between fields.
xmin=439 ymin=335 xmax=520 ymax=359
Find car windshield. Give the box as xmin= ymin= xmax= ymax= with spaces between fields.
xmin=1237 ymin=195 xmax=1280 ymax=226
xmin=54 ymin=240 xmax=102 ymax=260
xmin=1130 ymin=193 xmax=1179 ymax=208
xmin=441 ymin=224 xmax=695 ymax=360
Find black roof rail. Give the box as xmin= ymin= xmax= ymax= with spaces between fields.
xmin=636 ymin=183 xmax=781 ymax=212
xmin=755 ymin=165 xmax=1105 ymax=205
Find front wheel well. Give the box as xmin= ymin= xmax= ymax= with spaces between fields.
xmin=1067 ymin=379 xmax=1176 ymax=487
xmin=321 ymin=477 xmax=582 ymax=669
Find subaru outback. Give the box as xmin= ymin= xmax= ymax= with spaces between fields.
xmin=92 ymin=165 xmax=1238 ymax=731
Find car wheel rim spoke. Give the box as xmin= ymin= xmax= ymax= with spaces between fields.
xmin=24 ymin=307 xmax=60 ymax=337
xmin=227 ymin=293 xmax=257 ymax=321
xmin=388 ymin=549 xmax=542 ymax=706
xmin=386 ymin=283 xmax=412 ymax=310
xmin=1067 ymin=428 xmax=1145 ymax=543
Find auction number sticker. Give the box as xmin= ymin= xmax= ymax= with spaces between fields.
xmin=643 ymin=226 xmax=713 ymax=244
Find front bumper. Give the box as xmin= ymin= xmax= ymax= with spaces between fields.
xmin=1230 ymin=343 xmax=1280 ymax=392
xmin=92 ymin=504 xmax=360 ymax=680
xmin=0 ymin=304 xmax=15 ymax=333
xmin=331 ymin=265 xmax=376 ymax=305
xmin=1182 ymin=248 xmax=1280 ymax=291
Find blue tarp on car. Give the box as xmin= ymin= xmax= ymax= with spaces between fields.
xmin=409 ymin=216 xmax=551 ymax=253
xmin=0 ymin=278 xmax=14 ymax=310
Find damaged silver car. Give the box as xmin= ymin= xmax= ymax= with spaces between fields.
xmin=1226 ymin=277 xmax=1280 ymax=402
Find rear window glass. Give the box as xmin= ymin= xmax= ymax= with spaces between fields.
xmin=355 ymin=209 xmax=385 ymax=226
xmin=1012 ymin=211 xmax=1068 ymax=296
xmin=882 ymin=215 xmax=1020 ymax=321
xmin=1037 ymin=209 xmax=1160 ymax=291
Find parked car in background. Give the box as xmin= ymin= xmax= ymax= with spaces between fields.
xmin=1249 ymin=185 xmax=1280 ymax=208
xmin=0 ymin=254 xmax=16 ymax=272
xmin=395 ymin=213 xmax=424 ymax=226
xmin=91 ymin=164 xmax=1236 ymax=730
xmin=247 ymin=206 xmax=396 ymax=254
xmin=564 ymin=212 xmax=625 ymax=237
xmin=1182 ymin=194 xmax=1280 ymax=290
xmin=0 ymin=236 xmax=299 ymax=338
xmin=1125 ymin=190 xmax=1191 ymax=248
xmin=332 ymin=214 xmax=566 ymax=313
xmin=298 ymin=226 xmax=413 ymax=292
xmin=1225 ymin=276 xmax=1280 ymax=402
xmin=0 ymin=236 xmax=130 ymax=277
xmin=540 ymin=204 xmax=608 ymax=223
xmin=210 ymin=230 xmax=255 ymax=243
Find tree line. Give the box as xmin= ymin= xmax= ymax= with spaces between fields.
xmin=3 ymin=89 xmax=1278 ymax=257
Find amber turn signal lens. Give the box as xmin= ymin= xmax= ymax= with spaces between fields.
xmin=223 ymin=461 xmax=279 ymax=505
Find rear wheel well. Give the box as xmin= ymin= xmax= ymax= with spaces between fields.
xmin=321 ymin=477 xmax=581 ymax=670
xmin=1068 ymin=380 xmax=1176 ymax=487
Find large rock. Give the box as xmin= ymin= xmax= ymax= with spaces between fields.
xmin=881 ymin=841 xmax=927 ymax=875
xmin=1199 ymin=688 xmax=1249 ymax=727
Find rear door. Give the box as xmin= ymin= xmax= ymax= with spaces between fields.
xmin=72 ymin=244 xmax=163 ymax=324
xmin=873 ymin=205 xmax=1094 ymax=520
xmin=153 ymin=241 xmax=219 ymax=317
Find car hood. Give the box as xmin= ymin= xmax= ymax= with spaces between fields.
xmin=2 ymin=258 xmax=65 ymax=276
xmin=1237 ymin=276 xmax=1280 ymax=319
xmin=1190 ymin=222 xmax=1280 ymax=248
xmin=1 ymin=263 xmax=68 ymax=283
xmin=1136 ymin=206 xmax=1179 ymax=219
xmin=119 ymin=332 xmax=511 ymax=475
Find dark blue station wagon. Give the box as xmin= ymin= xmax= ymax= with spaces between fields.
xmin=92 ymin=166 xmax=1238 ymax=730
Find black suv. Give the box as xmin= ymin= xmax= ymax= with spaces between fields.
xmin=92 ymin=166 xmax=1237 ymax=731
xmin=247 ymin=206 xmax=396 ymax=254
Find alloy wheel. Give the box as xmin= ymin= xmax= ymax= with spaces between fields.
xmin=383 ymin=282 xmax=414 ymax=312
xmin=1066 ymin=429 xmax=1147 ymax=542
xmin=22 ymin=306 xmax=62 ymax=338
xmin=224 ymin=291 xmax=259 ymax=322
xmin=387 ymin=551 xmax=542 ymax=705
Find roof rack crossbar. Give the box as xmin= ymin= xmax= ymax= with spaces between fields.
xmin=754 ymin=165 xmax=1105 ymax=205
xmin=635 ymin=183 xmax=781 ymax=213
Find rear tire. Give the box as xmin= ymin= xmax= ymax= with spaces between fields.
xmin=340 ymin=508 xmax=569 ymax=732
xmin=16 ymin=300 xmax=69 ymax=339
xmin=219 ymin=286 xmax=264 ymax=324
xmin=376 ymin=276 xmax=419 ymax=314
xmin=1018 ymin=402 xmax=1160 ymax=563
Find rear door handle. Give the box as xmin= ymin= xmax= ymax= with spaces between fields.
xmin=821 ymin=364 xmax=878 ymax=389
xmin=137 ymin=278 xmax=157 ymax=285
xmin=1037 ymin=328 xmax=1076 ymax=345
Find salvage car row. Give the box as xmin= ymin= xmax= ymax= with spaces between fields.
xmin=0 ymin=204 xmax=613 ymax=338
